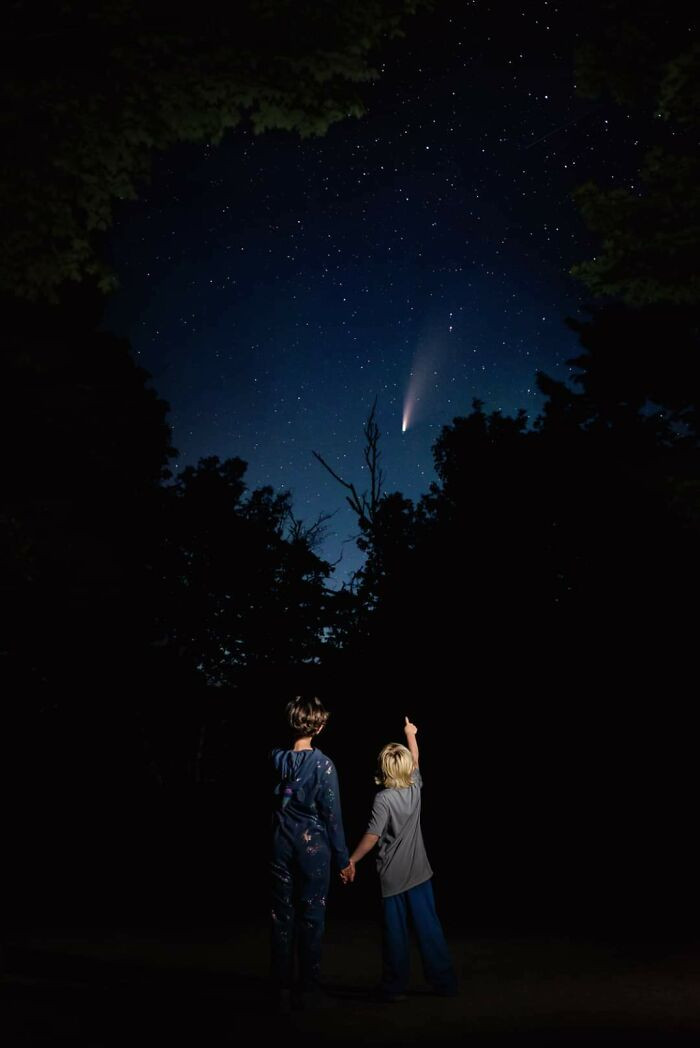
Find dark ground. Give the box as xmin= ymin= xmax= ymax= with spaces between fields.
xmin=4 ymin=685 xmax=698 ymax=1044
xmin=4 ymin=919 xmax=700 ymax=1046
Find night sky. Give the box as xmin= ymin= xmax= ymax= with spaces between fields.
xmin=103 ymin=2 xmax=644 ymax=581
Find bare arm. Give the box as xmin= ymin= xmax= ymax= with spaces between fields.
xmin=345 ymin=792 xmax=386 ymax=880
xmin=349 ymin=833 xmax=379 ymax=865
xmin=404 ymin=715 xmax=419 ymax=768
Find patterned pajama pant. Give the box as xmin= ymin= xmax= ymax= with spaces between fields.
xmin=270 ymin=824 xmax=331 ymax=991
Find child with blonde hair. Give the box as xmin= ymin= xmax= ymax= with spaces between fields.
xmin=345 ymin=716 xmax=457 ymax=1001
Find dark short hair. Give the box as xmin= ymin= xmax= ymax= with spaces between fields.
xmin=286 ymin=696 xmax=329 ymax=738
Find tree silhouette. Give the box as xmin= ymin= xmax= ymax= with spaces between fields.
xmin=0 ymin=285 xmax=174 ymax=691
xmin=313 ymin=402 xmax=425 ymax=656
xmin=561 ymin=304 xmax=700 ymax=440
xmin=323 ymin=323 xmax=700 ymax=702
xmin=156 ymin=455 xmax=333 ymax=687
xmin=313 ymin=398 xmax=385 ymax=536
xmin=1 ymin=286 xmax=334 ymax=708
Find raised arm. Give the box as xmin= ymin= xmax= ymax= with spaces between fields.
xmin=404 ymin=715 xmax=419 ymax=768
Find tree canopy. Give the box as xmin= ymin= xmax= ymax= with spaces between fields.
xmin=571 ymin=3 xmax=700 ymax=304
xmin=1 ymin=0 xmax=421 ymax=302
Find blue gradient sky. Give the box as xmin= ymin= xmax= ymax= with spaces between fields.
xmin=104 ymin=2 xmax=643 ymax=582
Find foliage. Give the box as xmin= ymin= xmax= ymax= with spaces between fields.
xmin=571 ymin=4 xmax=700 ymax=304
xmin=0 ymin=286 xmax=174 ymax=686
xmin=157 ymin=455 xmax=333 ymax=685
xmin=0 ymin=0 xmax=421 ymax=302
xmin=0 ymin=289 xmax=334 ymax=693
xmin=571 ymin=150 xmax=700 ymax=305
xmin=328 ymin=311 xmax=700 ymax=693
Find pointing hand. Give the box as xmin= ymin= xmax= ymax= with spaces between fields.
xmin=404 ymin=716 xmax=417 ymax=736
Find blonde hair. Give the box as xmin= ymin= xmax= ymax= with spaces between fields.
xmin=286 ymin=696 xmax=329 ymax=738
xmin=375 ymin=743 xmax=415 ymax=789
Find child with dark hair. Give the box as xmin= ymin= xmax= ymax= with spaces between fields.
xmin=270 ymin=696 xmax=354 ymax=1011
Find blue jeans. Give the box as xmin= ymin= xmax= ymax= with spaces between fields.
xmin=381 ymin=877 xmax=457 ymax=995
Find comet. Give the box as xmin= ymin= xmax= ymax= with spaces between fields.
xmin=401 ymin=372 xmax=423 ymax=433
xmin=402 ymin=331 xmax=445 ymax=433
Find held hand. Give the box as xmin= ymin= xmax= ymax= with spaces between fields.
xmin=404 ymin=715 xmax=418 ymax=737
xmin=340 ymin=860 xmax=356 ymax=884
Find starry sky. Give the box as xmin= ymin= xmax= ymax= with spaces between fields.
xmin=103 ymin=1 xmax=645 ymax=582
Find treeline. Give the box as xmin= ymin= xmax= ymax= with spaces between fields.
xmin=2 ymin=289 xmax=698 ymax=933
xmin=2 ymin=290 xmax=698 ymax=765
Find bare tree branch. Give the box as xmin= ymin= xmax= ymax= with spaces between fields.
xmin=364 ymin=398 xmax=384 ymax=511
xmin=313 ymin=398 xmax=384 ymax=528
xmin=326 ymin=546 xmax=345 ymax=569
xmin=312 ymin=450 xmax=367 ymax=520
xmin=286 ymin=508 xmax=337 ymax=551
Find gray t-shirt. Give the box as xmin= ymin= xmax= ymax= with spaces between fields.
xmin=365 ymin=766 xmax=433 ymax=897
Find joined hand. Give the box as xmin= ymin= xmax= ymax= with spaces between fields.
xmin=340 ymin=860 xmax=355 ymax=884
